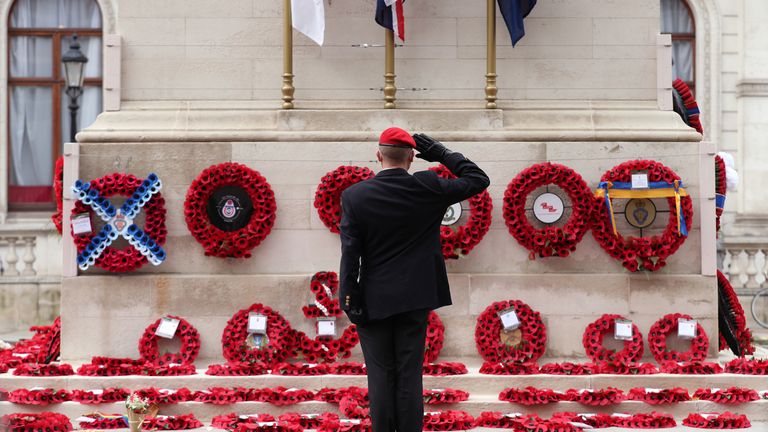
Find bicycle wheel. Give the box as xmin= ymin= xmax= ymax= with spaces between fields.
xmin=750 ymin=288 xmax=768 ymax=329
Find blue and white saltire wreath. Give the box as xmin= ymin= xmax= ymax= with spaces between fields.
xmin=71 ymin=173 xmax=167 ymax=271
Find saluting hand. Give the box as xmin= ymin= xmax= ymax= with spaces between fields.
xmin=413 ymin=133 xmax=453 ymax=163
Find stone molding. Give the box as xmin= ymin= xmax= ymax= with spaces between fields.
xmin=737 ymin=79 xmax=768 ymax=97
xmin=77 ymin=102 xmax=702 ymax=143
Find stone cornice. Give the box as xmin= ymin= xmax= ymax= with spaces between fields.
xmin=77 ymin=101 xmax=702 ymax=143
xmin=737 ymin=79 xmax=768 ymax=97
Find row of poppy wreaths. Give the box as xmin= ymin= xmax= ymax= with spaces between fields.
xmin=2 ymin=386 xmax=469 ymax=408
xmin=62 ymin=158 xmax=694 ymax=273
xmin=499 ymin=386 xmax=768 ymax=406
xmin=474 ymin=300 xmax=711 ymax=367
xmin=6 ymin=410 xmax=752 ymax=432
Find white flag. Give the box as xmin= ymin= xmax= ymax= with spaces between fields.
xmin=292 ymin=0 xmax=325 ymax=46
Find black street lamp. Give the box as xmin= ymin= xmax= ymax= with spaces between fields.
xmin=61 ymin=35 xmax=88 ymax=143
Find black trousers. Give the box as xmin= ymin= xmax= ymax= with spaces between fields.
xmin=356 ymin=309 xmax=430 ymax=432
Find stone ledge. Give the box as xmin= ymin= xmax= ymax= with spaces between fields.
xmin=76 ymin=102 xmax=701 ymax=143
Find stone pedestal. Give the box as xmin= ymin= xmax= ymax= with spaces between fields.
xmin=61 ymin=105 xmax=714 ymax=362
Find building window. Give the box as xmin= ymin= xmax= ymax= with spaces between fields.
xmin=8 ymin=0 xmax=102 ymax=209
xmin=660 ymin=0 xmax=695 ymax=94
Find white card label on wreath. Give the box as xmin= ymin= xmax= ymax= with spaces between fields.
xmin=155 ymin=317 xmax=180 ymax=339
xmin=677 ymin=318 xmax=698 ymax=340
xmin=316 ymin=317 xmax=337 ymax=337
xmin=631 ymin=172 xmax=649 ymax=189
xmin=248 ymin=312 xmax=268 ymax=334
xmin=614 ymin=320 xmax=634 ymax=341
xmin=71 ymin=213 xmax=93 ymax=235
xmin=497 ymin=308 xmax=521 ymax=331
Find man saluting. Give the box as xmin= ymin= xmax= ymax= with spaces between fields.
xmin=339 ymin=127 xmax=490 ymax=432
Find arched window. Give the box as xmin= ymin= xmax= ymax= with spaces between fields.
xmin=8 ymin=0 xmax=102 ymax=209
xmin=660 ymin=0 xmax=695 ymax=94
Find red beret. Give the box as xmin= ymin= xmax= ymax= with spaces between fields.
xmin=379 ymin=127 xmax=416 ymax=149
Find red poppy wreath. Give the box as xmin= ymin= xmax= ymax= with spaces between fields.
xmin=648 ymin=313 xmax=709 ymax=363
xmin=298 ymin=271 xmax=360 ymax=363
xmin=424 ymin=311 xmax=445 ymax=364
xmin=431 ymin=164 xmax=492 ymax=259
xmin=314 ymin=165 xmax=375 ymax=233
xmin=503 ymin=162 xmax=593 ymax=258
xmin=4 ymin=412 xmax=72 ymax=432
xmin=475 ymin=300 xmax=546 ymax=363
xmin=717 ymin=270 xmax=754 ymax=355
xmin=592 ymin=160 xmax=693 ymax=272
xmin=184 ymin=162 xmax=276 ymax=258
xmin=582 ymin=314 xmax=643 ymax=363
xmin=715 ymin=154 xmax=726 ymax=234
xmin=52 ymin=156 xmax=64 ymax=234
xmin=71 ymin=173 xmax=167 ymax=272
xmin=138 ymin=315 xmax=200 ymax=366
xmin=221 ymin=303 xmax=299 ymax=365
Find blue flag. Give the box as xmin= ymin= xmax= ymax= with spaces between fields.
xmin=498 ymin=0 xmax=536 ymax=46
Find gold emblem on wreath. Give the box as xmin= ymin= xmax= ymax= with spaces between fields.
xmin=625 ymin=198 xmax=656 ymax=229
xmin=246 ymin=333 xmax=269 ymax=349
xmin=500 ymin=329 xmax=523 ymax=348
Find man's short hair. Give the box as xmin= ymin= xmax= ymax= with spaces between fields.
xmin=379 ymin=145 xmax=412 ymax=163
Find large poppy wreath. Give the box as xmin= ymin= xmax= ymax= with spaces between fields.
xmin=475 ymin=300 xmax=546 ymax=363
xmin=592 ymin=160 xmax=693 ymax=272
xmin=221 ymin=303 xmax=299 ymax=365
xmin=184 ymin=162 xmax=276 ymax=258
xmin=503 ymin=162 xmax=593 ymax=258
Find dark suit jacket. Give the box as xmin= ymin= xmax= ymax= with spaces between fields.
xmin=339 ymin=152 xmax=490 ymax=321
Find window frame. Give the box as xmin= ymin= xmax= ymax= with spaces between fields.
xmin=663 ymin=0 xmax=696 ymax=95
xmin=7 ymin=5 xmax=103 ymax=211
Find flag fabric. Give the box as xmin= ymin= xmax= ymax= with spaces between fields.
xmin=292 ymin=0 xmax=325 ymax=45
xmin=376 ymin=0 xmax=405 ymax=42
xmin=497 ymin=0 xmax=536 ymax=46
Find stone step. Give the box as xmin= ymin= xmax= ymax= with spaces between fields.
xmin=2 ymin=367 xmax=768 ymax=395
xmin=1 ymin=399 xmax=768 ymax=423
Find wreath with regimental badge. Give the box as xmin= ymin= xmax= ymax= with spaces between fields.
xmin=474 ymin=300 xmax=546 ymax=363
xmin=430 ymin=164 xmax=493 ymax=259
xmin=184 ymin=162 xmax=276 ymax=258
xmin=592 ymin=160 xmax=693 ymax=272
xmin=221 ymin=303 xmax=299 ymax=366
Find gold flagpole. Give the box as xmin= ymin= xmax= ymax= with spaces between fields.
xmin=485 ymin=0 xmax=498 ymax=109
xmin=384 ymin=29 xmax=397 ymax=109
xmin=282 ymin=0 xmax=295 ymax=109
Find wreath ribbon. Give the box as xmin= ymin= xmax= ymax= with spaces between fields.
xmin=595 ymin=180 xmax=689 ymax=236
xmin=716 ymin=193 xmax=726 ymax=210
